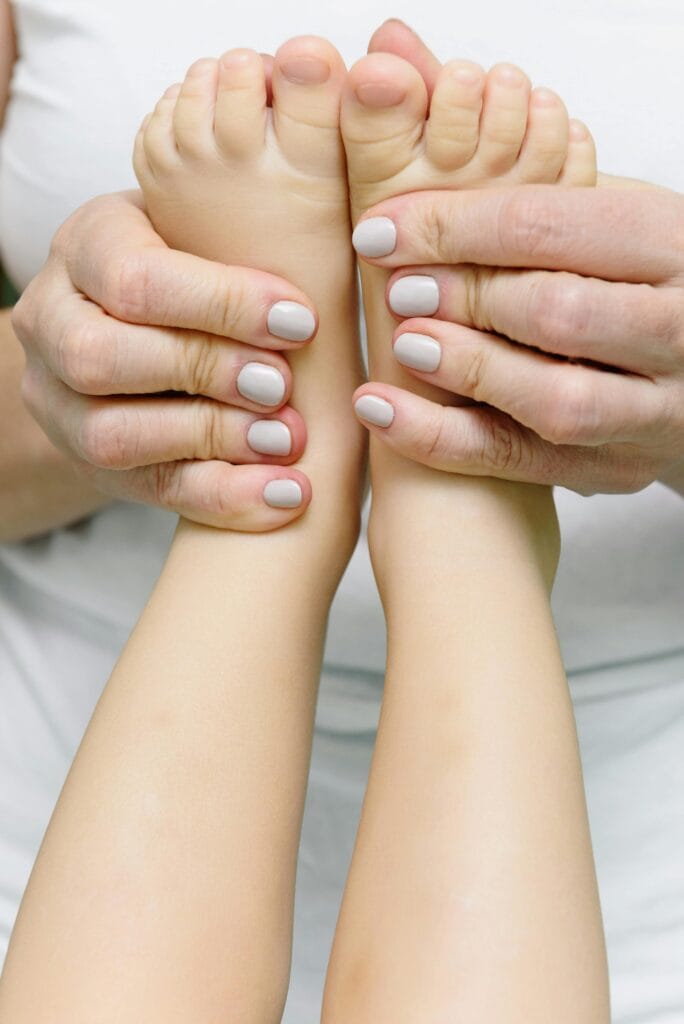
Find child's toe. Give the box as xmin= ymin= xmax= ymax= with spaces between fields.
xmin=214 ymin=49 xmax=268 ymax=158
xmin=341 ymin=52 xmax=428 ymax=210
xmin=425 ymin=60 xmax=485 ymax=170
xmin=172 ymin=58 xmax=219 ymax=158
xmin=516 ymin=87 xmax=569 ymax=183
xmin=558 ymin=119 xmax=598 ymax=186
xmin=137 ymin=85 xmax=182 ymax=177
xmin=271 ymin=36 xmax=346 ymax=177
xmin=475 ymin=63 xmax=531 ymax=175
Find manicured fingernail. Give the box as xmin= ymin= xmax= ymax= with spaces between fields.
xmin=352 ymin=217 xmax=397 ymax=258
xmin=237 ymin=362 xmax=286 ymax=406
xmin=388 ymin=275 xmax=439 ymax=317
xmin=263 ymin=479 xmax=303 ymax=508
xmin=354 ymin=395 xmax=395 ymax=427
xmin=247 ymin=420 xmax=292 ymax=456
xmin=393 ymin=332 xmax=442 ymax=372
xmin=280 ymin=56 xmax=330 ymax=85
xmin=267 ymin=301 xmax=316 ymax=342
xmin=355 ymin=80 xmax=406 ymax=108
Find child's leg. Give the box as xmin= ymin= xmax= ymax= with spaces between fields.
xmin=0 ymin=38 xmax=363 ymax=1024
xmin=321 ymin=56 xmax=608 ymax=1022
xmin=0 ymin=522 xmax=349 ymax=1024
xmin=322 ymin=477 xmax=609 ymax=1022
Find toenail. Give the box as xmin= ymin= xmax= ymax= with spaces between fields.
xmin=264 ymin=479 xmax=303 ymax=508
xmin=187 ymin=58 xmax=216 ymax=77
xmin=237 ymin=363 xmax=286 ymax=406
xmin=280 ymin=56 xmax=331 ymax=85
xmin=393 ymin=333 xmax=442 ymax=373
xmin=388 ymin=276 xmax=440 ymax=317
xmin=267 ymin=301 xmax=316 ymax=342
xmin=354 ymin=395 xmax=395 ymax=428
xmin=569 ymin=120 xmax=589 ymax=141
xmin=221 ymin=49 xmax=254 ymax=69
xmin=352 ymin=217 xmax=397 ymax=258
xmin=355 ymin=80 xmax=406 ymax=108
xmin=493 ymin=64 xmax=526 ymax=87
xmin=247 ymin=420 xmax=292 ymax=456
xmin=531 ymin=87 xmax=559 ymax=107
xmin=451 ymin=65 xmax=482 ymax=86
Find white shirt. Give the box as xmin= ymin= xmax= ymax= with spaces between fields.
xmin=1 ymin=2 xmax=683 ymax=1020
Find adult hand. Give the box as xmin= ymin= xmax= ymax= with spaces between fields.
xmin=351 ymin=184 xmax=684 ymax=495
xmin=13 ymin=191 xmax=319 ymax=529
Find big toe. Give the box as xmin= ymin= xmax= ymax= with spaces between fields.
xmin=341 ymin=52 xmax=428 ymax=214
xmin=271 ymin=35 xmax=346 ymax=177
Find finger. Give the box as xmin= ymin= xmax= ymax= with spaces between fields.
xmin=385 ymin=265 xmax=680 ymax=376
xmin=352 ymin=383 xmax=655 ymax=495
xmin=62 ymin=194 xmax=317 ymax=347
xmin=367 ymin=19 xmax=442 ymax=97
xmin=86 ymin=460 xmax=312 ymax=531
xmin=23 ymin=365 xmax=306 ymax=470
xmin=389 ymin=318 xmax=666 ymax=446
xmin=45 ymin=292 xmax=294 ymax=409
xmin=351 ymin=186 xmax=684 ymax=283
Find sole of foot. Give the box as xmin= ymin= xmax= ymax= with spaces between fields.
xmin=134 ymin=36 xmax=366 ymax=541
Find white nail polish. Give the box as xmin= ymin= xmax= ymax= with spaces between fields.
xmin=389 ymin=275 xmax=439 ymax=317
xmin=237 ymin=362 xmax=286 ymax=406
xmin=354 ymin=395 xmax=395 ymax=428
xmin=394 ymin=332 xmax=442 ymax=372
xmin=247 ymin=420 xmax=292 ymax=456
xmin=352 ymin=216 xmax=397 ymax=258
xmin=267 ymin=301 xmax=316 ymax=342
xmin=263 ymin=479 xmax=303 ymax=508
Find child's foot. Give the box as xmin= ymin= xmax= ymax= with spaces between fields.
xmin=134 ymin=37 xmax=364 ymax=548
xmin=341 ymin=53 xmax=596 ymax=392
xmin=339 ymin=55 xmax=590 ymax=579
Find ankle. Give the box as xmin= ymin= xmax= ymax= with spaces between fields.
xmin=368 ymin=463 xmax=560 ymax=602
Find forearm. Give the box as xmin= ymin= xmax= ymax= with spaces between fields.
xmin=0 ymin=308 xmax=107 ymax=540
xmin=0 ymin=514 xmax=350 ymax=1024
xmin=324 ymin=473 xmax=608 ymax=1022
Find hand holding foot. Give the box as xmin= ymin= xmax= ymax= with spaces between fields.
xmin=133 ymin=39 xmax=365 ymax=548
xmin=349 ymin=19 xmax=684 ymax=498
xmin=14 ymin=191 xmax=325 ymax=531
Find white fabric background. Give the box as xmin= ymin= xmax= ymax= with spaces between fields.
xmin=0 ymin=2 xmax=683 ymax=1020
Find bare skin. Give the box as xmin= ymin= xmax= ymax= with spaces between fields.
xmin=319 ymin=48 xmax=607 ymax=1023
xmin=352 ymin=20 xmax=684 ymax=498
xmin=2 ymin=34 xmax=607 ymax=1024
xmin=0 ymin=35 xmax=363 ymax=1024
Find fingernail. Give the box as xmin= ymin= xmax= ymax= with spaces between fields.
xmin=267 ymin=301 xmax=316 ymax=342
xmin=247 ymin=420 xmax=292 ymax=456
xmin=393 ymin=332 xmax=442 ymax=372
xmin=352 ymin=217 xmax=397 ymax=258
xmin=354 ymin=395 xmax=395 ymax=428
xmin=388 ymin=275 xmax=439 ymax=317
xmin=237 ymin=362 xmax=286 ymax=406
xmin=279 ymin=56 xmax=331 ymax=85
xmin=264 ymin=479 xmax=303 ymax=508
